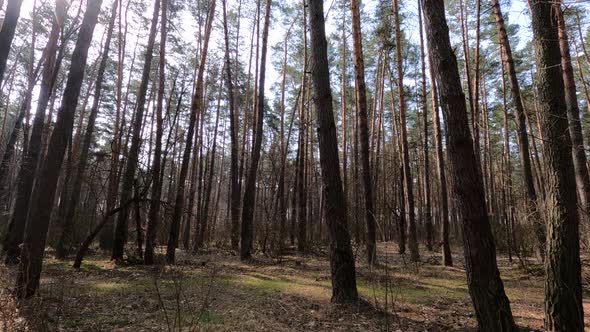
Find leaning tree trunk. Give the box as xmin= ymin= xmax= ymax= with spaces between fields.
xmin=15 ymin=0 xmax=102 ymax=298
xmin=422 ymin=0 xmax=516 ymax=330
xmin=308 ymin=0 xmax=358 ymax=304
xmin=165 ymin=0 xmax=215 ymax=264
xmin=56 ymin=0 xmax=119 ymax=259
xmin=0 ymin=106 xmax=25 ymax=205
xmin=2 ymin=0 xmax=66 ymax=264
xmin=240 ymin=0 xmax=271 ymax=260
xmin=349 ymin=0 xmax=377 ymax=265
xmin=112 ymin=0 xmax=160 ymax=261
xmin=528 ymin=0 xmax=584 ymax=330
xmin=0 ymin=0 xmax=24 ymax=88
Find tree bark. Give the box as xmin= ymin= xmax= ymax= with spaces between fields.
xmin=308 ymin=0 xmax=358 ymax=304
xmin=349 ymin=0 xmax=377 ymax=265
xmin=0 ymin=0 xmax=23 ymax=88
xmin=2 ymin=0 xmax=66 ymax=264
xmin=557 ymin=5 xmax=590 ymax=220
xmin=422 ymin=0 xmax=516 ymax=329
xmin=56 ymin=0 xmax=119 ymax=259
xmin=528 ymin=0 xmax=584 ymax=330
xmin=15 ymin=0 xmax=103 ymax=298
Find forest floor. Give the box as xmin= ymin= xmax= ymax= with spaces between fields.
xmin=1 ymin=242 xmax=589 ymax=331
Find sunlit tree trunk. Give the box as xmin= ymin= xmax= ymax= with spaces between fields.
xmin=529 ymin=0 xmax=584 ymax=329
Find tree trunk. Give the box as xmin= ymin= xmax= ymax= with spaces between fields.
xmin=15 ymin=0 xmax=102 ymax=298
xmin=2 ymin=0 xmax=66 ymax=264
xmin=240 ymin=0 xmax=271 ymax=260
xmin=165 ymin=0 xmax=215 ymax=264
xmin=557 ymin=6 xmax=590 ymax=220
xmin=422 ymin=1 xmax=516 ymax=329
xmin=112 ymin=0 xmax=160 ymax=261
xmin=144 ymin=0 xmax=167 ymax=265
xmin=528 ymin=0 xmax=584 ymax=329
xmin=196 ymin=66 xmax=224 ymax=250
xmin=349 ymin=0 xmax=377 ymax=265
xmin=418 ymin=2 xmax=432 ymax=252
xmin=394 ymin=0 xmax=419 ymax=262
xmin=0 ymin=0 xmax=23 ymax=88
xmin=56 ymin=0 xmax=119 ymax=259
xmin=221 ymin=0 xmax=241 ymax=254
xmin=308 ymin=0 xmax=358 ymax=304
xmin=297 ymin=0 xmax=308 ymax=253
xmin=491 ymin=0 xmax=544 ymax=260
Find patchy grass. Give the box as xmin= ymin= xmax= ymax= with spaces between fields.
xmin=1 ymin=243 xmax=589 ymax=331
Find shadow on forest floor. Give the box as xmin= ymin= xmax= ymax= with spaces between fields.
xmin=1 ymin=242 xmax=589 ymax=331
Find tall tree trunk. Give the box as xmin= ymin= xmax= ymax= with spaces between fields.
xmin=340 ymin=10 xmax=348 ymax=210
xmin=557 ymin=6 xmax=590 ymax=220
xmin=418 ymin=1 xmax=432 ymax=252
xmin=422 ymin=1 xmax=516 ymax=329
xmin=0 ymin=0 xmax=23 ymax=88
xmin=165 ymin=0 xmax=215 ymax=264
xmin=349 ymin=0 xmax=377 ymax=265
xmin=112 ymin=0 xmax=160 ymax=261
xmin=529 ymin=0 xmax=584 ymax=329
xmin=491 ymin=0 xmax=543 ymax=260
xmin=56 ymin=0 xmax=119 ymax=259
xmin=240 ymin=0 xmax=271 ymax=260
xmin=500 ymin=56 xmax=514 ymax=263
xmin=196 ymin=66 xmax=224 ymax=250
xmin=308 ymin=0 xmax=358 ymax=304
xmin=15 ymin=0 xmax=103 ymax=298
xmin=297 ymin=0 xmax=308 ymax=253
xmin=101 ymin=0 xmax=131 ymax=250
xmin=144 ymin=0 xmax=167 ymax=265
xmin=394 ymin=0 xmax=419 ymax=262
xmin=2 ymin=0 xmax=66 ymax=264
xmin=221 ymin=0 xmax=240 ymax=253
xmin=277 ymin=19 xmax=296 ymax=250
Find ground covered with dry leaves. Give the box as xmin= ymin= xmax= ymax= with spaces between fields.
xmin=1 ymin=242 xmax=589 ymax=331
